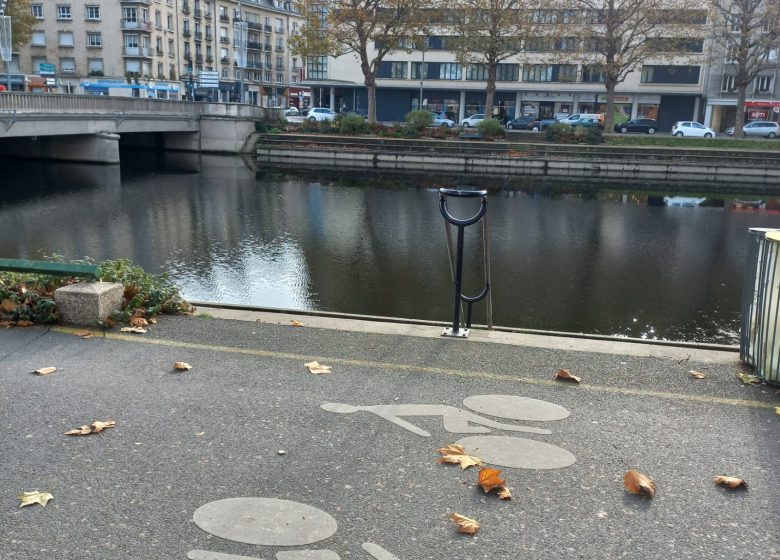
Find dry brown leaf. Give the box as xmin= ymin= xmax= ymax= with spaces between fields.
xmin=18 ymin=490 xmax=53 ymax=508
xmin=174 ymin=361 xmax=193 ymax=371
xmin=555 ymin=369 xmax=582 ymax=383
xmin=104 ymin=317 xmax=117 ymax=328
xmin=0 ymin=320 xmax=13 ymax=328
xmin=91 ymin=420 xmax=115 ymax=433
xmin=736 ymin=372 xmax=762 ymax=385
xmin=304 ymin=360 xmax=331 ymax=374
xmin=16 ymin=320 xmax=34 ymax=327
xmin=496 ymin=486 xmax=512 ymax=500
xmin=120 ymin=326 xmax=147 ymax=334
xmin=714 ymin=475 xmax=748 ymax=489
xmin=775 ymin=406 xmax=780 ymax=416
xmin=290 ymin=320 xmax=304 ymax=327
xmin=478 ymin=467 xmax=506 ymax=493
xmin=624 ymin=469 xmax=656 ymax=498
xmin=73 ymin=330 xmax=93 ymax=339
xmin=32 ymin=366 xmax=57 ymax=376
xmin=65 ymin=425 xmax=93 ymax=436
xmin=689 ymin=370 xmax=706 ymax=379
xmin=130 ymin=316 xmax=148 ymax=328
xmin=449 ymin=513 xmax=480 ymax=535
xmin=148 ymin=317 xmax=157 ymax=324
xmin=1 ymin=298 xmax=16 ymax=313
xmin=437 ymin=444 xmax=485 ymax=470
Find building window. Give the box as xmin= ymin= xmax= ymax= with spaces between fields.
xmin=56 ymin=4 xmax=72 ymax=19
xmin=60 ymin=57 xmax=76 ymax=73
xmin=169 ymin=39 xmax=175 ymax=55
xmin=524 ymin=37 xmax=553 ymax=52
xmin=556 ymin=37 xmax=579 ymax=51
xmin=438 ymin=63 xmax=461 ymax=80
xmin=276 ymin=73 xmax=283 ymax=83
xmin=167 ymin=14 xmax=174 ymax=30
xmin=522 ymin=64 xmax=576 ymax=82
xmin=31 ymin=4 xmax=43 ymax=18
xmin=155 ymin=10 xmax=162 ymax=28
xmin=32 ymin=57 xmax=47 ymax=73
xmin=378 ymin=61 xmax=407 ymax=79
xmin=125 ymin=60 xmax=141 ymax=73
xmin=59 ymin=31 xmax=74 ymax=47
xmin=125 ymin=34 xmax=139 ymax=48
xmin=31 ymin=31 xmax=46 ymax=46
xmin=275 ymin=17 xmax=283 ymax=32
xmin=87 ymin=32 xmax=102 ymax=47
xmin=264 ymin=71 xmax=271 ymax=82
xmin=640 ymin=65 xmax=700 ymax=84
xmin=87 ymin=58 xmax=104 ymax=75
xmin=85 ymin=5 xmax=100 ymax=20
xmin=123 ymin=7 xmax=137 ymax=22
xmin=307 ymin=56 xmax=327 ymax=79
xmin=755 ymin=75 xmax=773 ymax=92
xmin=465 ymin=63 xmax=518 ymax=81
xmin=582 ymin=65 xmax=605 ymax=82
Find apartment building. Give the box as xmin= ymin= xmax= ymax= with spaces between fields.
xmin=12 ymin=0 xmax=302 ymax=105
xmin=301 ymin=8 xmax=712 ymax=130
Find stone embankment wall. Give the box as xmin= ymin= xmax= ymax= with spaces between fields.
xmin=256 ymin=134 xmax=780 ymax=192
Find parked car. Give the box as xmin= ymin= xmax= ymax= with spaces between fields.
xmin=528 ymin=118 xmax=557 ymax=132
xmin=725 ymin=121 xmax=779 ymax=138
xmin=283 ymin=106 xmax=299 ymax=117
xmin=614 ymin=118 xmax=659 ymax=134
xmin=506 ymin=116 xmax=536 ymax=130
xmin=671 ymin=121 xmax=716 ymax=138
xmin=557 ymin=113 xmax=604 ymax=126
xmin=307 ymin=107 xmax=336 ymax=122
xmin=430 ymin=112 xmax=455 ymax=127
xmin=572 ymin=117 xmax=604 ymax=129
xmin=460 ymin=114 xmax=484 ymax=127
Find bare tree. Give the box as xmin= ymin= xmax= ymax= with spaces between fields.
xmin=572 ymin=0 xmax=704 ymax=131
xmin=709 ymin=0 xmax=780 ymax=137
xmin=291 ymin=0 xmax=425 ymax=123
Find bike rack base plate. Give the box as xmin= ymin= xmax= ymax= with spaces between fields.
xmin=442 ymin=327 xmax=470 ymax=338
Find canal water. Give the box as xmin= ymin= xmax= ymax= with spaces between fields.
xmin=2 ymin=151 xmax=779 ymax=345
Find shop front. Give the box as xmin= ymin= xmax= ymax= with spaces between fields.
xmin=744 ymin=101 xmax=780 ymax=122
xmin=288 ymin=86 xmax=310 ymax=110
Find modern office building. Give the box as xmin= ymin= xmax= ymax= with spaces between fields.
xmin=11 ymin=0 xmax=303 ymax=104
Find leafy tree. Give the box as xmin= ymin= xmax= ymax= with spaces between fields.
xmin=5 ymin=0 xmax=36 ymax=50
xmin=709 ymin=0 xmax=780 ymax=137
xmin=570 ymin=0 xmax=704 ymax=131
xmin=291 ymin=0 xmax=426 ymax=124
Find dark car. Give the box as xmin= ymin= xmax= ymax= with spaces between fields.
xmin=614 ymin=118 xmax=659 ymax=134
xmin=506 ymin=116 xmax=536 ymax=130
xmin=528 ymin=118 xmax=557 ymax=132
xmin=572 ymin=117 xmax=604 ymax=130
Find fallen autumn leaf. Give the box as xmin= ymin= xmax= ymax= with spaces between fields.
xmin=120 ymin=327 xmax=147 ymax=334
xmin=130 ymin=316 xmax=148 ymax=328
xmin=449 ymin=513 xmax=480 ymax=535
xmin=304 ymin=360 xmax=331 ymax=374
xmin=689 ymin=370 xmax=706 ymax=379
xmin=555 ymin=369 xmax=582 ymax=383
xmin=32 ymin=367 xmax=57 ymax=376
xmin=624 ymin=469 xmax=656 ymax=498
xmin=18 ymin=490 xmax=53 ymax=508
xmin=736 ymin=372 xmax=762 ymax=385
xmin=1 ymin=298 xmax=17 ymax=312
xmin=290 ymin=320 xmax=304 ymax=327
xmin=478 ymin=467 xmax=506 ymax=493
xmin=65 ymin=419 xmax=115 ymax=436
xmin=496 ymin=486 xmax=512 ymax=500
xmin=437 ymin=444 xmax=485 ymax=470
xmin=714 ymin=475 xmax=748 ymax=489
xmin=174 ymin=361 xmax=193 ymax=371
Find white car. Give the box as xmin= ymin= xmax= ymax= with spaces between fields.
xmin=307 ymin=107 xmax=336 ymax=122
xmin=430 ymin=112 xmax=455 ymax=127
xmin=671 ymin=121 xmax=716 ymax=138
xmin=725 ymin=121 xmax=779 ymax=138
xmin=283 ymin=107 xmax=299 ymax=117
xmin=460 ymin=114 xmax=484 ymax=127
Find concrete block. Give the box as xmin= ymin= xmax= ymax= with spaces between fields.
xmin=55 ymin=282 xmax=123 ymax=325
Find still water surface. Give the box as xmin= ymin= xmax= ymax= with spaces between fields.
xmin=2 ymin=152 xmax=779 ymax=345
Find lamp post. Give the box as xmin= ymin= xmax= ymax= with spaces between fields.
xmin=0 ymin=0 xmax=12 ymax=92
xmin=233 ymin=0 xmax=247 ymax=103
xmin=418 ymin=36 xmax=427 ymax=110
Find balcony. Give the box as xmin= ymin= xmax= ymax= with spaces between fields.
xmin=121 ymin=19 xmax=152 ymax=31
xmin=195 ymin=54 xmax=203 ymax=63
xmin=247 ymin=21 xmax=261 ymax=30
xmin=204 ymin=11 xmax=211 ymax=19
xmin=206 ymin=54 xmax=213 ymax=62
xmin=221 ymin=56 xmax=230 ymax=63
xmin=194 ymin=8 xmax=202 ymax=18
xmin=156 ymin=48 xmax=163 ymax=56
xmin=184 ymin=52 xmax=192 ymax=61
xmin=219 ymin=14 xmax=230 ymax=22
xmin=219 ymin=36 xmax=230 ymax=44
xmin=248 ymin=41 xmax=262 ymax=50
xmin=275 ymin=45 xmax=284 ymax=52
xmin=275 ymin=64 xmax=284 ymax=71
xmin=275 ymin=27 xmax=284 ymax=33
xmin=247 ymin=61 xmax=262 ymax=69
xmin=182 ymin=4 xmax=190 ymax=14
xmin=183 ymin=29 xmax=191 ymax=38
xmin=264 ymin=24 xmax=271 ymax=32
xmin=264 ymin=44 xmax=272 ymax=51
xmin=195 ymin=31 xmax=202 ymax=41
xmin=123 ymin=46 xmax=153 ymax=58
xmin=205 ymin=32 xmax=213 ymax=40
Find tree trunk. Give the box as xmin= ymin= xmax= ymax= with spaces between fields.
xmin=365 ymin=75 xmax=377 ymax=125
xmin=735 ymin=84 xmax=747 ymax=139
xmin=604 ymin=80 xmax=617 ymax=132
xmin=484 ymin=62 xmax=497 ymax=120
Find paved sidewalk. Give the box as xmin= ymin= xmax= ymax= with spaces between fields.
xmin=1 ymin=311 xmax=778 ymax=560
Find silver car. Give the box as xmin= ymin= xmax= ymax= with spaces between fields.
xmin=725 ymin=121 xmax=779 ymax=138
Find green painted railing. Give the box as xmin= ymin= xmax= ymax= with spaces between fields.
xmin=0 ymin=258 xmax=100 ymax=279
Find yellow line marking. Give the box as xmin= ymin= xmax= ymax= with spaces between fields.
xmin=55 ymin=327 xmax=777 ymax=410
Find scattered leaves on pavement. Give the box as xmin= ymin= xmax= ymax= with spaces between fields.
xmin=449 ymin=513 xmax=480 ymax=535
xmin=688 ymin=370 xmax=706 ymax=379
xmin=478 ymin=467 xmax=506 ymax=493
xmin=120 ymin=326 xmax=147 ymax=334
xmin=65 ymin=419 xmax=116 ymax=436
xmin=130 ymin=316 xmax=148 ymax=328
xmin=16 ymin=320 xmax=34 ymax=327
xmin=18 ymin=490 xmax=53 ymax=508
xmin=555 ymin=369 xmax=582 ymax=383
xmin=304 ymin=361 xmax=331 ymax=374
xmin=437 ymin=444 xmax=485 ymax=470
xmin=32 ymin=367 xmax=57 ymax=376
xmin=72 ymin=330 xmax=93 ymax=339
xmin=290 ymin=320 xmax=304 ymax=327
xmin=624 ymin=469 xmax=656 ymax=498
xmin=174 ymin=361 xmax=192 ymax=371
xmin=736 ymin=372 xmax=762 ymax=385
xmin=148 ymin=317 xmax=157 ymax=325
xmin=714 ymin=475 xmax=748 ymax=490
xmin=1 ymin=298 xmax=16 ymax=313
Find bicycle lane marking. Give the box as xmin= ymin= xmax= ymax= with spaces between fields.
xmin=52 ymin=327 xmax=777 ymax=411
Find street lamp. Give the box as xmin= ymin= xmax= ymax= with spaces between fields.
xmin=0 ymin=0 xmax=12 ymax=92
xmin=418 ymin=36 xmax=427 ymax=111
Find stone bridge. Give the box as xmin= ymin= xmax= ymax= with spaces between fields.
xmin=0 ymin=93 xmax=272 ymax=163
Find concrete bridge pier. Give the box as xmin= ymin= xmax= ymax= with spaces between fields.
xmin=4 ymin=132 xmax=120 ymax=164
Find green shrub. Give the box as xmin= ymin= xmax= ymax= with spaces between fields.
xmin=476 ymin=118 xmax=505 ymax=139
xmin=255 ymin=119 xmax=286 ymax=133
xmin=583 ymin=126 xmax=603 ymax=144
xmin=338 ymin=113 xmax=369 ymax=134
xmin=405 ymin=109 xmax=434 ymax=132
xmin=546 ymin=122 xmax=574 ymax=142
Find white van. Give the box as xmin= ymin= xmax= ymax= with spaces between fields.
xmin=557 ymin=113 xmax=604 ymax=125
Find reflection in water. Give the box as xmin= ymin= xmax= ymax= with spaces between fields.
xmin=1 ymin=152 xmax=779 ymax=344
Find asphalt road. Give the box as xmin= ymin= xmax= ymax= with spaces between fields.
xmin=1 ymin=314 xmax=778 ymax=560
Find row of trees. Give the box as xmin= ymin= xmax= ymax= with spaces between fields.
xmin=291 ymin=0 xmax=780 ymax=136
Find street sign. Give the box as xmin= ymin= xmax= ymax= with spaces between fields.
xmin=198 ymin=70 xmax=219 ymax=88
xmin=39 ymin=63 xmax=56 ymax=75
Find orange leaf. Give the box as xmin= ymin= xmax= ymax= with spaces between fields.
xmin=130 ymin=316 xmax=148 ymax=328
xmin=624 ymin=469 xmax=656 ymax=498
xmin=478 ymin=467 xmax=506 ymax=493
xmin=555 ymin=369 xmax=582 ymax=383
xmin=714 ymin=475 xmax=748 ymax=489
xmin=1 ymin=298 xmax=16 ymax=313
xmin=449 ymin=513 xmax=480 ymax=535
xmin=290 ymin=320 xmax=304 ymax=327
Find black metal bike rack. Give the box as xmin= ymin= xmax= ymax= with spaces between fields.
xmin=439 ymin=188 xmax=490 ymax=338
